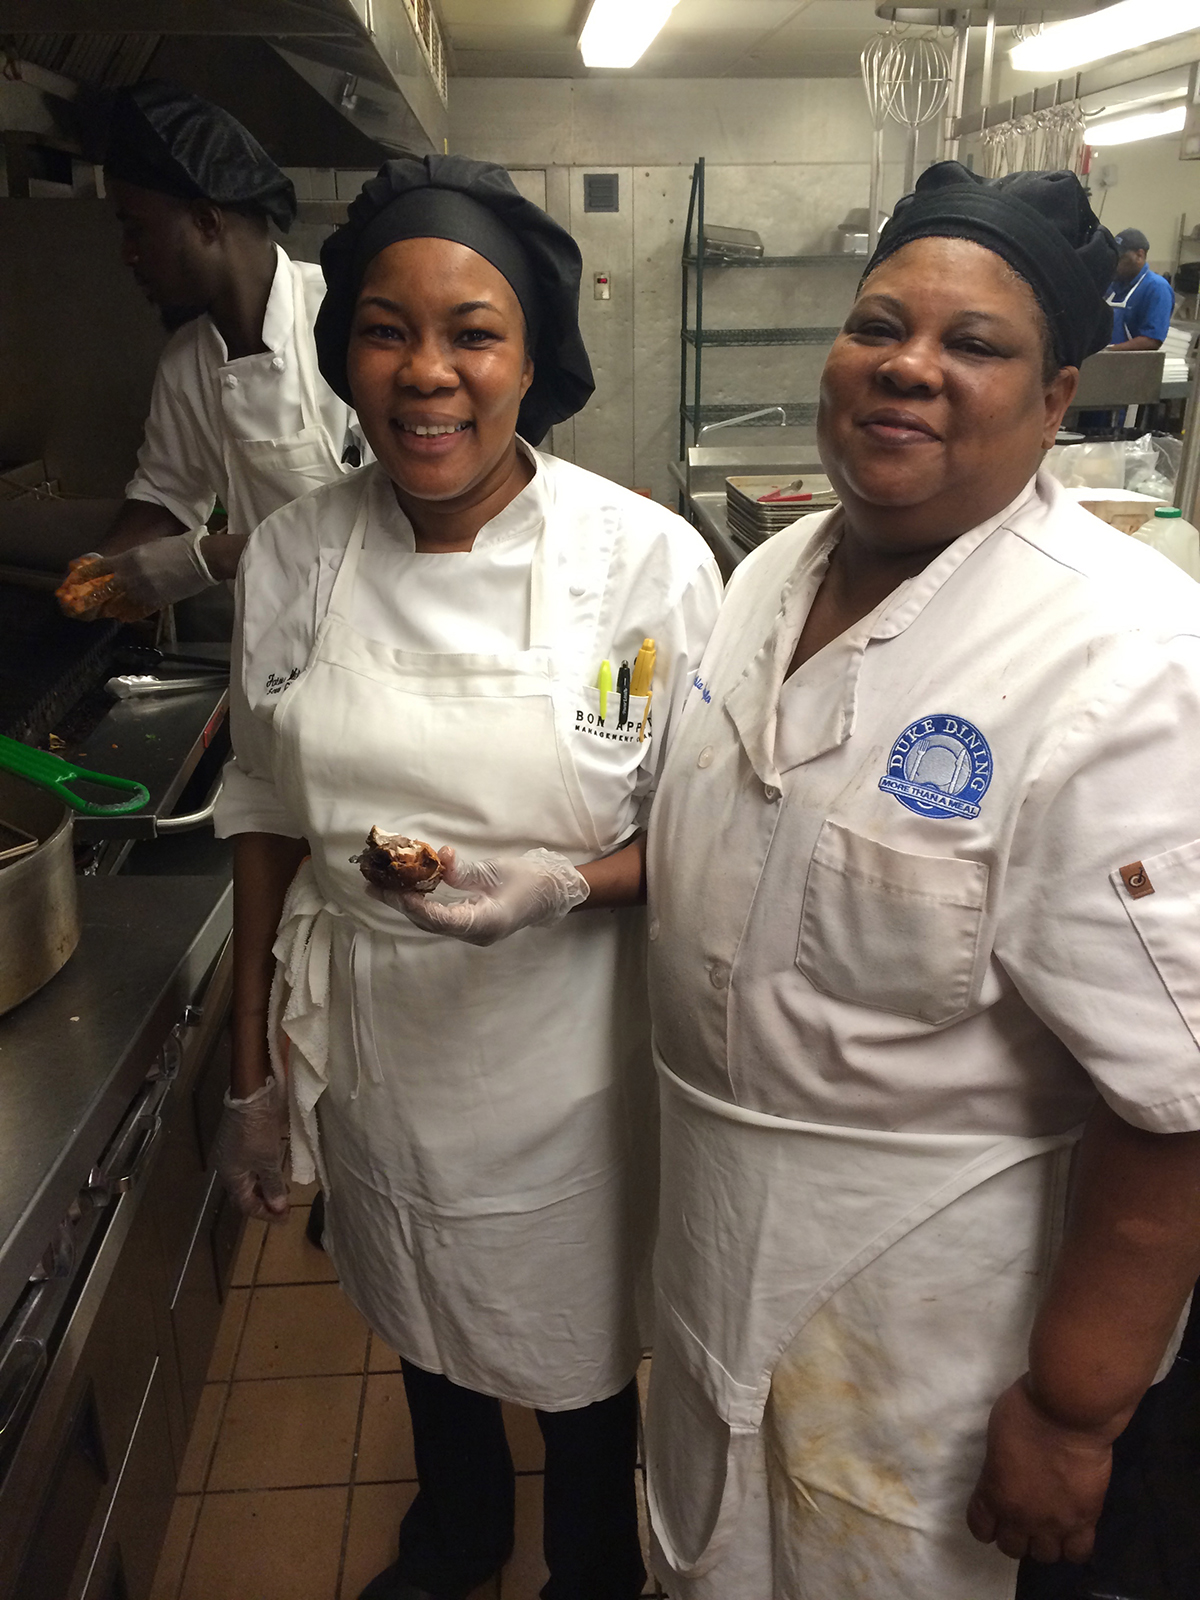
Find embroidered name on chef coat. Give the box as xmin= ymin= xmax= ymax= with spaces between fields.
xmin=265 ymin=667 xmax=302 ymax=696
xmin=880 ymin=713 xmax=993 ymax=819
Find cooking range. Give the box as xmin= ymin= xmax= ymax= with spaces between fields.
xmin=0 ymin=577 xmax=237 ymax=1600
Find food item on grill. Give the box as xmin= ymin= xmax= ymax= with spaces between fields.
xmin=56 ymin=559 xmax=120 ymax=619
xmin=353 ymin=827 xmax=443 ymax=893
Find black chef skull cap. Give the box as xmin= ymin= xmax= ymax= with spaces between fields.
xmin=864 ymin=161 xmax=1117 ymax=369
xmin=103 ymin=81 xmax=296 ymax=232
xmin=1114 ymin=227 xmax=1150 ymax=254
xmin=315 ymin=155 xmax=595 ymax=446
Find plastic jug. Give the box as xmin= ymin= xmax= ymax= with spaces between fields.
xmin=1131 ymin=506 xmax=1200 ymax=582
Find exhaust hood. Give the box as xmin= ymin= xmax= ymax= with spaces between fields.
xmin=0 ymin=0 xmax=448 ymax=157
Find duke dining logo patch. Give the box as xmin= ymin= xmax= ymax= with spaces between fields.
xmin=879 ymin=713 xmax=993 ymax=820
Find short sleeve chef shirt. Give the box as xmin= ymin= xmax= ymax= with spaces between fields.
xmin=647 ymin=471 xmax=1200 ymax=1138
xmin=125 ymin=245 xmax=357 ymax=530
xmin=214 ymin=444 xmax=722 ymax=844
xmin=1108 ymin=267 xmax=1174 ymax=344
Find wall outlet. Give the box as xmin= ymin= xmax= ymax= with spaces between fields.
xmin=594 ymin=272 xmax=612 ymax=300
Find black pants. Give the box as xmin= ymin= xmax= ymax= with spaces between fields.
xmin=395 ymin=1359 xmax=646 ymax=1600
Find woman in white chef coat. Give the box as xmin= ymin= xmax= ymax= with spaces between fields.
xmin=210 ymin=155 xmax=720 ymax=1600
xmin=644 ymin=163 xmax=1200 ymax=1600
xmin=59 ymin=83 xmax=360 ymax=629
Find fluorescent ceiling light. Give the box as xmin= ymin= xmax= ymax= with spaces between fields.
xmin=1011 ymin=0 xmax=1200 ymax=75
xmin=579 ymin=0 xmax=680 ymax=69
xmin=1085 ymin=103 xmax=1187 ymax=143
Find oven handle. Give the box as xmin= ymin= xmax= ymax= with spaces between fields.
xmin=154 ymin=769 xmax=224 ymax=835
xmin=86 ymin=1078 xmax=169 ymax=1206
xmin=0 ymin=1336 xmax=48 ymax=1451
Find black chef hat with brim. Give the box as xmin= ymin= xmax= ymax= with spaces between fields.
xmin=864 ymin=161 xmax=1117 ymax=369
xmin=315 ymin=155 xmax=595 ymax=446
xmin=103 ymin=81 xmax=296 ymax=232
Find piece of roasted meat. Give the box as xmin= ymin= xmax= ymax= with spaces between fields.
xmin=55 ymin=563 xmax=120 ymax=619
xmin=353 ymin=827 xmax=443 ymax=893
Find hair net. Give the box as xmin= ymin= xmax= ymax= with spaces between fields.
xmin=104 ymin=81 xmax=296 ymax=232
xmin=315 ymin=155 xmax=594 ymax=446
xmin=865 ymin=161 xmax=1117 ymax=369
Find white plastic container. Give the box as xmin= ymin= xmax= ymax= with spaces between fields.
xmin=1131 ymin=506 xmax=1200 ymax=582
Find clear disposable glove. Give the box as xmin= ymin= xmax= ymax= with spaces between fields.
xmin=211 ymin=1074 xmax=291 ymax=1223
xmin=374 ymin=846 xmax=590 ymax=947
xmin=56 ymin=529 xmax=216 ymax=622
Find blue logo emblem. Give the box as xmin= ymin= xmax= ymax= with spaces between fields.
xmin=879 ymin=713 xmax=993 ymax=820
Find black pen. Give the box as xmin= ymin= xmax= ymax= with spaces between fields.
xmin=617 ymin=660 xmax=631 ymax=727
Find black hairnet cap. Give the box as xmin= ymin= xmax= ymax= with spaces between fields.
xmin=103 ymin=81 xmax=296 ymax=232
xmin=315 ymin=155 xmax=594 ymax=446
xmin=1115 ymin=228 xmax=1150 ymax=254
xmin=865 ymin=161 xmax=1117 ymax=369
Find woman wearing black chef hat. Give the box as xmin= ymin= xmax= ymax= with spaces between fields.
xmin=644 ymin=162 xmax=1200 ymax=1598
xmin=211 ymin=156 xmax=721 ymax=1600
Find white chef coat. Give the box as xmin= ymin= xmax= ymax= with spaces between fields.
xmin=125 ymin=244 xmax=359 ymax=535
xmin=650 ymin=470 xmax=1200 ymax=1138
xmin=644 ymin=469 xmax=1200 ymax=1596
xmin=217 ymin=444 xmax=721 ymax=840
xmin=214 ymin=443 xmax=721 ymax=1409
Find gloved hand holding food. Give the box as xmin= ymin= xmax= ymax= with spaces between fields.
xmin=211 ymin=1073 xmax=290 ymax=1222
xmin=56 ymin=530 xmax=217 ymax=622
xmin=359 ymin=832 xmax=589 ymax=947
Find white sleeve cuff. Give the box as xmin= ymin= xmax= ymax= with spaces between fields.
xmin=213 ymin=759 xmax=303 ymax=839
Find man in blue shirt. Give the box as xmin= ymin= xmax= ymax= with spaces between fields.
xmin=1107 ymin=228 xmax=1174 ymax=349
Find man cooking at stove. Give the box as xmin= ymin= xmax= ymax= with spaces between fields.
xmin=643 ymin=163 xmax=1200 ymax=1598
xmin=56 ymin=82 xmax=360 ymax=631
xmin=209 ymin=155 xmax=719 ymax=1600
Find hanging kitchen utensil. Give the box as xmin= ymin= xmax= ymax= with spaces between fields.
xmin=860 ymin=32 xmax=900 ymax=256
xmin=882 ymin=32 xmax=952 ymax=196
xmin=0 ymin=732 xmax=150 ymax=816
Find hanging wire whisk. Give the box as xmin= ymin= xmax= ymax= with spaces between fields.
xmin=881 ymin=33 xmax=953 ymax=196
xmin=860 ymin=32 xmax=900 ymax=256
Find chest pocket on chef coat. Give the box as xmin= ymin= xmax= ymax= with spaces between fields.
xmin=567 ymin=685 xmax=651 ymax=790
xmin=1112 ymin=836 xmax=1200 ymax=1045
xmin=797 ymin=819 xmax=989 ymax=1025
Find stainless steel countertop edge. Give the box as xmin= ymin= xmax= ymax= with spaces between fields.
xmin=0 ymin=878 xmax=233 ymax=1322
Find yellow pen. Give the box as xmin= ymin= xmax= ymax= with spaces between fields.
xmin=629 ymin=638 xmax=656 ymax=696
xmin=630 ymin=638 xmax=656 ymax=741
xmin=597 ymin=659 xmax=612 ymax=724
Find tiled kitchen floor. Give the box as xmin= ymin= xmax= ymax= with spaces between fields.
xmin=150 ymin=1180 xmax=666 ymax=1600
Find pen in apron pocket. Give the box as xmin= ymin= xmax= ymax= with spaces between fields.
xmin=597 ymin=659 xmax=612 ymax=724
xmin=630 ymin=639 xmax=656 ymax=741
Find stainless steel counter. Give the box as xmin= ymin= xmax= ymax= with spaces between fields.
xmin=0 ymin=873 xmax=232 ymax=1321
xmin=687 ymin=490 xmax=745 ymax=578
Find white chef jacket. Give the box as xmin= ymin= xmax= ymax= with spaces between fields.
xmin=648 ymin=469 xmax=1200 ymax=1139
xmin=215 ymin=443 xmax=722 ymax=842
xmin=125 ymin=244 xmax=357 ymax=531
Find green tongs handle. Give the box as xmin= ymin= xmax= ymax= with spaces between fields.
xmin=0 ymin=733 xmax=151 ymax=816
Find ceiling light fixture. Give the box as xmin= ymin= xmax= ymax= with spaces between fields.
xmin=1085 ymin=103 xmax=1187 ymax=144
xmin=578 ymin=0 xmax=680 ymax=69
xmin=1010 ymin=0 xmax=1200 ymax=75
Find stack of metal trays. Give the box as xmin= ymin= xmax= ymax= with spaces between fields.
xmin=726 ymin=475 xmax=838 ymax=551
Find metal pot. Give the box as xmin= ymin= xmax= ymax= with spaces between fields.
xmin=0 ymin=769 xmax=80 ymax=1015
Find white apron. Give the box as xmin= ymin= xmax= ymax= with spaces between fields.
xmin=266 ymin=475 xmax=655 ymax=1408
xmin=646 ymin=1063 xmax=1081 ymax=1599
xmin=1105 ymin=267 xmax=1147 ymax=347
xmin=223 ymin=260 xmax=350 ymax=537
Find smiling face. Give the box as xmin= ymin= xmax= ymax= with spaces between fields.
xmin=346 ymin=237 xmax=534 ymax=508
xmin=817 ymin=236 xmax=1077 ymax=553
